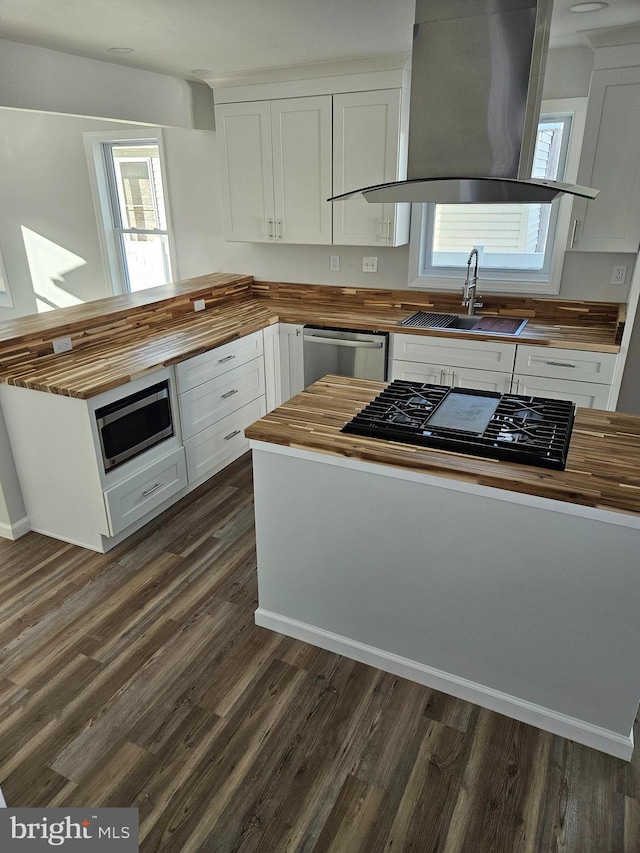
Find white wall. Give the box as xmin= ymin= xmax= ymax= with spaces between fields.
xmin=0 ymin=404 xmax=26 ymax=533
xmin=0 ymin=112 xmax=223 ymax=322
xmin=0 ymin=110 xmax=138 ymax=319
xmin=0 ymin=39 xmax=197 ymax=128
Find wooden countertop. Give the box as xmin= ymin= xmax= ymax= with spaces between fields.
xmin=245 ymin=375 xmax=640 ymax=519
xmin=260 ymin=299 xmax=620 ymax=352
xmin=0 ymin=277 xmax=623 ymax=398
xmin=1 ymin=301 xmax=278 ymax=398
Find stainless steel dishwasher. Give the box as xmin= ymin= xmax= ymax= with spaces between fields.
xmin=303 ymin=326 xmax=388 ymax=387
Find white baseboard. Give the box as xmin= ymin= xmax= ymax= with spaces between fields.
xmin=255 ymin=608 xmax=634 ymax=761
xmin=0 ymin=515 xmax=30 ymax=541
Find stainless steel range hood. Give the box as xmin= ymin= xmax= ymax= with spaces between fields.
xmin=330 ymin=0 xmax=598 ymax=205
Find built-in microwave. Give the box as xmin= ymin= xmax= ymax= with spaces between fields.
xmin=95 ymin=380 xmax=174 ymax=472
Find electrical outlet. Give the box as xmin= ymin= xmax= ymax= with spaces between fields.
xmin=193 ymin=298 xmax=206 ymax=312
xmin=330 ymin=255 xmax=340 ymax=272
xmin=52 ymin=336 xmax=73 ymax=354
xmin=611 ymin=265 xmax=628 ymax=285
xmin=362 ymin=256 xmax=378 ymax=273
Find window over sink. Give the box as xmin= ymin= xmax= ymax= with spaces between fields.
xmin=408 ymin=98 xmax=587 ymax=295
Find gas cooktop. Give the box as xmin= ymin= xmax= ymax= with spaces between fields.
xmin=341 ymin=380 xmax=575 ymax=470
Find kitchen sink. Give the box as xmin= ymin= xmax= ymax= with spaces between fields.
xmin=399 ymin=311 xmax=528 ymax=336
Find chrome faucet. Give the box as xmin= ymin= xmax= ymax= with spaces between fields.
xmin=462 ymin=248 xmax=483 ymax=316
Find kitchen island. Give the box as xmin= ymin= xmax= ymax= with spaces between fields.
xmin=245 ymin=375 xmax=640 ymax=759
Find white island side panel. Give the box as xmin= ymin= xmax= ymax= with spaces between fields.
xmin=251 ymin=444 xmax=640 ymax=758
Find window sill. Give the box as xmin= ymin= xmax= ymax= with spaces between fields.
xmin=408 ymin=274 xmax=561 ymax=296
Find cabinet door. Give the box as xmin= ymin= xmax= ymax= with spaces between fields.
xmin=569 ymin=67 xmax=640 ymax=253
xmin=333 ymin=89 xmax=410 ymax=246
xmin=391 ymin=360 xmax=511 ymax=393
xmin=390 ymin=359 xmax=445 ymax=385
xmin=271 ymin=96 xmax=333 ymax=245
xmin=512 ymin=374 xmax=611 ymax=409
xmin=391 ymin=333 xmax=516 ymax=373
xmin=449 ymin=367 xmax=513 ymax=393
xmin=215 ymin=101 xmax=275 ymax=242
xmin=262 ymin=324 xmax=282 ymax=412
xmin=279 ymin=323 xmax=305 ymax=400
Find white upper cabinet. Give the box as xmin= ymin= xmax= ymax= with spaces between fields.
xmin=215 ymin=74 xmax=410 ymax=246
xmin=332 ymin=89 xmax=410 ymax=246
xmin=569 ymin=66 xmax=640 ymax=253
xmin=216 ymin=96 xmax=332 ymax=244
xmin=216 ymin=101 xmax=275 ymax=243
xmin=271 ymin=97 xmax=333 ymax=244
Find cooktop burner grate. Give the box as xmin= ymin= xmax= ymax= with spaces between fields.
xmin=342 ymin=380 xmax=575 ymax=469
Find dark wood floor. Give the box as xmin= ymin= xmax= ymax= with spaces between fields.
xmin=0 ymin=451 xmax=638 ymax=852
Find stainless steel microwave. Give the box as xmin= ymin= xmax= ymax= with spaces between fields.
xmin=96 ymin=380 xmax=174 ymax=471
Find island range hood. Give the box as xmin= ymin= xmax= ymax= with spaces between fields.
xmin=330 ymin=0 xmax=598 ymax=205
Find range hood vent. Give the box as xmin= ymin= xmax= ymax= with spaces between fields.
xmin=330 ymin=0 xmax=598 ymax=205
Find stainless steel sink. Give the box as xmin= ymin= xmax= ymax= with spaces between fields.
xmin=399 ymin=311 xmax=528 ymax=336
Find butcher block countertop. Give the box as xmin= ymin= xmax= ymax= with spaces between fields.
xmin=245 ymin=375 xmax=640 ymax=519
xmin=0 ymin=275 xmax=624 ymax=398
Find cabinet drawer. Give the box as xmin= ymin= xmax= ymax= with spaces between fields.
xmin=175 ymin=331 xmax=264 ymax=393
xmin=391 ymin=333 xmax=516 ymax=373
xmin=184 ymin=396 xmax=266 ymax=484
xmin=104 ymin=447 xmax=186 ymax=536
xmin=514 ymin=346 xmax=616 ymax=384
xmin=179 ymin=358 xmax=265 ymax=440
xmin=512 ymin=374 xmax=611 ymax=409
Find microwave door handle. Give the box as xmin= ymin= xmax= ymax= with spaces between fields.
xmin=302 ymin=335 xmax=383 ymax=349
xmin=97 ymin=388 xmax=168 ymax=427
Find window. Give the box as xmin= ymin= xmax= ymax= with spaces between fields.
xmin=85 ymin=131 xmax=176 ymax=295
xmin=409 ymin=99 xmax=587 ymax=294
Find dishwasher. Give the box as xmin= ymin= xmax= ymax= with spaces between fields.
xmin=303 ymin=325 xmax=388 ymax=387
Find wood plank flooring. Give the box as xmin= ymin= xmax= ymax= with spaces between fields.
xmin=0 ymin=451 xmax=638 ymax=852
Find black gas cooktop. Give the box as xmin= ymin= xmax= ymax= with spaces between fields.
xmin=341 ymin=380 xmax=575 ymax=470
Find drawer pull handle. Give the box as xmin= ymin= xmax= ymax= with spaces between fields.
xmin=546 ymin=361 xmax=576 ymax=368
xmin=224 ymin=429 xmax=241 ymax=441
xmin=142 ymin=482 xmax=164 ymax=498
xmin=221 ymin=389 xmax=239 ymax=399
xmin=218 ymin=354 xmax=236 ymax=364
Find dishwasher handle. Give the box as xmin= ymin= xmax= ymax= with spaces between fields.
xmin=303 ymin=334 xmax=383 ymax=349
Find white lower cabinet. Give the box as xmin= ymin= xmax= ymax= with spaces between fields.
xmin=177 ymin=331 xmax=268 ymax=484
xmin=513 ymin=345 xmax=616 ymax=408
xmin=184 ymin=397 xmax=266 ymax=483
xmin=179 ymin=359 xmax=265 ymax=440
xmin=391 ymin=360 xmax=513 ymax=393
xmin=262 ymin=324 xmax=282 ymax=412
xmin=104 ymin=447 xmax=187 ymax=536
xmin=390 ymin=334 xmax=617 ymax=409
xmin=279 ymin=323 xmax=305 ymax=401
xmin=390 ymin=333 xmax=516 ymax=393
xmin=176 ymin=330 xmax=264 ymax=393
xmin=511 ymin=374 xmax=611 ymax=408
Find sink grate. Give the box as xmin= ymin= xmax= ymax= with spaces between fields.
xmin=399 ymin=311 xmax=456 ymax=329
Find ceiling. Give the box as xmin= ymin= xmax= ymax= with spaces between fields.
xmin=1 ymin=0 xmax=639 ymax=82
